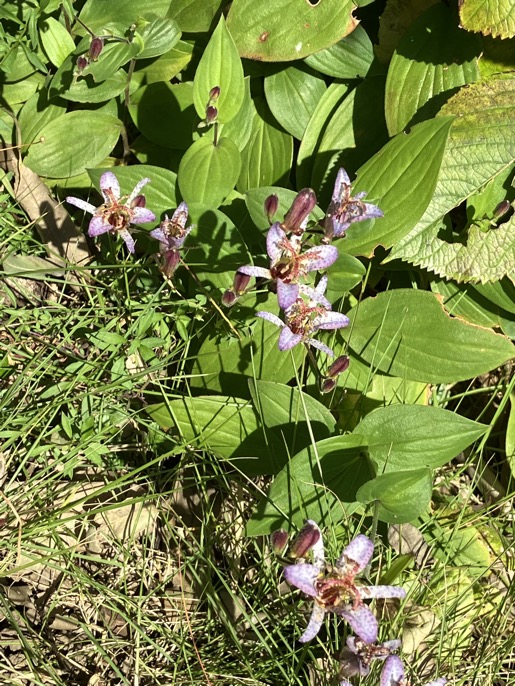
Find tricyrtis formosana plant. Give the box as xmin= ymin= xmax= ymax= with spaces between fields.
xmin=2 ymin=0 xmax=514 ymax=683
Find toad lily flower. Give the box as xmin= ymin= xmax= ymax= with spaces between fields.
xmin=283 ymin=522 xmax=406 ymax=643
xmin=338 ymin=636 xmax=401 ymax=684
xmin=150 ymin=202 xmax=194 ymax=277
xmin=239 ymin=222 xmax=338 ymax=310
xmin=256 ymin=277 xmax=349 ymax=356
xmin=324 ymin=167 xmax=383 ymax=240
xmin=380 ymin=656 xmax=446 ymax=686
xmin=66 ymin=171 xmax=155 ymax=254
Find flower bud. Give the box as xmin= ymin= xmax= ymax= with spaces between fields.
xmin=88 ymin=37 xmax=104 ymax=61
xmin=270 ymin=529 xmax=289 ymax=554
xmin=320 ymin=377 xmax=337 ymax=394
xmin=163 ymin=249 xmax=181 ymax=277
xmin=233 ymin=271 xmax=251 ymax=295
xmin=209 ymin=86 xmax=221 ymax=101
xmin=76 ymin=55 xmax=89 ymax=72
xmin=264 ymin=194 xmax=279 ymax=223
xmin=222 ymin=289 xmax=237 ymax=307
xmin=282 ymin=188 xmax=317 ymax=235
xmin=493 ymin=200 xmax=511 ymax=218
xmin=205 ymin=105 xmax=218 ymax=125
xmin=131 ymin=194 xmax=146 ymax=208
xmin=327 ymin=355 xmax=350 ymax=378
xmin=290 ymin=521 xmax=320 ymax=558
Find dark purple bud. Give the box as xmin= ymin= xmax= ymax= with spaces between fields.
xmin=131 ymin=194 xmax=146 ymax=208
xmin=494 ymin=200 xmax=511 ymax=218
xmin=264 ymin=194 xmax=279 ymax=223
xmin=222 ymin=289 xmax=238 ymax=307
xmin=233 ymin=271 xmax=251 ymax=295
xmin=206 ymin=105 xmax=218 ymax=124
xmin=327 ymin=355 xmax=350 ymax=378
xmin=290 ymin=521 xmax=320 ymax=558
xmin=163 ymin=249 xmax=181 ymax=277
xmin=320 ymin=377 xmax=337 ymax=394
xmin=282 ymin=188 xmax=317 ymax=235
xmin=76 ymin=55 xmax=89 ymax=72
xmin=270 ymin=529 xmax=289 ymax=554
xmin=89 ymin=37 xmax=104 ymax=61
xmin=209 ymin=86 xmax=221 ymax=101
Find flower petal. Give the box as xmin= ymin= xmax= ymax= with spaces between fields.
xmin=302 ymin=245 xmax=338 ymax=272
xmin=279 ymin=326 xmax=303 ymax=351
xmin=131 ymin=207 xmax=156 ymax=224
xmin=266 ymin=222 xmax=287 ymax=261
xmin=358 ymin=585 xmax=406 ymax=601
xmin=238 ymin=265 xmax=271 ymax=279
xmin=88 ymin=216 xmax=112 ymax=237
xmin=283 ymin=564 xmax=319 ymax=596
xmin=332 ymin=167 xmax=351 ymax=203
xmin=337 ymin=534 xmax=374 ymax=573
xmin=305 ymin=338 xmax=334 ymax=356
xmin=127 ymin=177 xmax=150 ymax=205
xmin=150 ymin=228 xmax=168 ymax=244
xmin=333 ymin=219 xmax=351 ymax=238
xmin=299 ymin=283 xmax=331 ymax=309
xmin=380 ymin=656 xmax=405 ymax=686
xmin=314 ymin=311 xmax=350 ymax=331
xmin=119 ymin=228 xmax=135 ymax=254
xmin=340 ymin=605 xmax=378 ymax=644
xmin=66 ymin=196 xmax=97 ymax=215
xmin=424 ymin=679 xmax=447 ymax=686
xmin=277 ymin=280 xmax=299 ymax=310
xmin=99 ymin=171 xmax=120 ymax=201
xmin=256 ymin=311 xmax=284 ymax=328
xmin=299 ymin=603 xmax=325 ymax=643
xmin=359 ymin=202 xmax=384 ymax=222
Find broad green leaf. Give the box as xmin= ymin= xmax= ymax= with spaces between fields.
xmin=129 ymin=81 xmax=195 ymax=150
xmin=459 ymin=0 xmax=515 ymax=39
xmin=389 ymin=76 xmax=515 ymax=279
xmin=63 ymin=69 xmax=128 ymax=103
xmin=146 ymin=396 xmax=281 ymax=475
xmin=88 ymin=165 xmax=177 ymax=219
xmin=130 ymin=135 xmax=183 ymax=171
xmin=479 ymin=35 xmax=515 ymax=78
xmin=325 ymin=252 xmax=366 ymax=301
xmin=167 ymin=0 xmax=223 ymax=32
xmin=249 ymin=379 xmax=336 ymax=457
xmin=136 ymin=17 xmax=181 ymax=59
xmin=507 ymin=391 xmax=515 ymax=478
xmin=226 ymin=0 xmax=358 ymax=62
xmin=236 ymin=98 xmax=293 ymax=192
xmin=431 ymin=278 xmax=513 ymax=330
xmin=343 ymin=289 xmax=515 ymax=383
xmin=18 ymin=90 xmax=66 ymax=145
xmin=79 ymin=0 xmax=171 ymax=33
xmin=264 ymin=66 xmax=326 ymax=140
xmin=342 ymin=117 xmax=454 ymax=256
xmin=356 ymin=468 xmax=433 ymax=523
xmin=219 ymin=77 xmax=255 ymax=152
xmin=354 ymin=405 xmax=487 ymax=473
xmin=178 ymin=136 xmax=241 ymax=209
xmin=376 ymin=0 xmax=439 ymax=64
xmin=475 ymin=279 xmax=515 ymax=316
xmin=2 ymin=73 xmax=44 ymax=107
xmin=246 ymin=434 xmax=373 ymax=535
xmin=88 ymin=42 xmax=141 ymax=83
xmin=25 ymin=111 xmax=122 ymax=178
xmin=425 ymin=522 xmax=493 ymax=576
xmin=304 ymin=26 xmax=376 ymax=78
xmin=133 ymin=40 xmax=193 ymax=84
xmin=466 ymin=162 xmax=515 ymax=224
xmin=39 ymin=17 xmax=75 ymax=68
xmin=385 ymin=4 xmax=480 ymax=136
xmin=193 ymin=17 xmax=244 ymax=125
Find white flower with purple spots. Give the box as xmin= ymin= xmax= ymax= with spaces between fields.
xmin=239 ymin=222 xmax=338 ymax=310
xmin=283 ymin=521 xmax=406 ymax=643
xmin=380 ymin=656 xmax=447 ymax=686
xmin=338 ymin=636 xmax=401 ymax=683
xmin=150 ymin=202 xmax=194 ymax=277
xmin=66 ymin=171 xmax=156 ymax=254
xmin=324 ymin=167 xmax=384 ymax=240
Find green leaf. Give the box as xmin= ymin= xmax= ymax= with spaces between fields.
xmin=193 ymin=16 xmax=244 ymax=125
xmin=79 ymin=0 xmax=171 ymax=33
xmin=178 ymin=136 xmax=241 ymax=208
xmin=88 ymin=42 xmax=141 ymax=83
xmin=264 ymin=66 xmax=326 ymax=140
xmin=18 ymin=90 xmax=66 ymax=145
xmin=426 ymin=523 xmax=493 ymax=576
xmin=304 ymin=25 xmax=376 ymax=78
xmin=2 ymin=74 xmax=45 ymax=107
xmin=459 ymin=0 xmax=515 ymax=39
xmin=325 ymin=252 xmax=366 ymax=301
xmin=343 ymin=289 xmax=515 ymax=383
xmin=136 ymin=17 xmax=181 ymax=59
xmin=219 ymin=76 xmax=254 ymax=152
xmin=507 ymin=391 xmax=515 ymax=478
xmin=39 ymin=17 xmax=75 ymax=68
xmin=354 ymin=405 xmax=487 ymax=473
xmin=146 ymin=396 xmax=280 ymax=475
xmin=226 ymin=0 xmax=359 ymax=62
xmin=356 ymin=468 xmax=433 ymax=523
xmin=129 ymin=81 xmax=195 ymax=150
xmin=236 ymin=98 xmax=293 ymax=192
xmin=25 ymin=111 xmax=122 ymax=178
xmin=342 ymin=117 xmax=454 ymax=256
xmin=385 ymin=4 xmax=481 ymax=136
xmin=167 ymin=0 xmax=223 ymax=32
xmin=133 ymin=40 xmax=193 ymax=84
xmin=246 ymin=434 xmax=373 ymax=535
xmin=376 ymin=0 xmax=439 ymax=64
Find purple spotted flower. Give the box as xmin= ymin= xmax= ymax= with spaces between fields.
xmin=283 ymin=521 xmax=406 ymax=643
xmin=338 ymin=636 xmax=401 ymax=684
xmin=256 ymin=276 xmax=349 ymax=356
xmin=239 ymin=222 xmax=338 ymax=310
xmin=380 ymin=656 xmax=447 ymax=686
xmin=66 ymin=172 xmax=155 ymax=254
xmin=324 ymin=167 xmax=383 ymax=240
xmin=150 ymin=202 xmax=194 ymax=277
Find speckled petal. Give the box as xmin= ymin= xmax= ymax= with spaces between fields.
xmin=423 ymin=679 xmax=447 ymax=686
xmin=150 ymin=227 xmax=168 ymax=244
xmin=256 ymin=311 xmax=284 ymax=328
xmin=305 ymin=338 xmax=334 ymax=356
xmin=360 ymin=202 xmax=384 ymax=221
xmin=266 ymin=222 xmax=287 ymax=261
xmin=279 ymin=326 xmax=303 ymax=351
xmin=332 ymin=167 xmax=351 ymax=202
xmin=302 ymin=245 xmax=338 ymax=272
xmin=299 ymin=284 xmax=331 ymax=308
xmin=332 ymin=219 xmax=351 ymax=238
xmin=380 ymin=656 xmax=405 ymax=686
xmin=238 ymin=265 xmax=271 ymax=279
xmin=119 ymin=228 xmax=135 ymax=254
xmin=337 ymin=534 xmax=374 ymax=573
xmin=358 ymin=585 xmax=406 ymax=601
xmin=88 ymin=216 xmax=112 ymax=237
xmin=339 ymin=680 xmax=353 ymax=686
xmin=314 ymin=311 xmax=350 ymax=331
xmin=299 ymin=603 xmax=325 ymax=643
xmin=283 ymin=563 xmax=319 ymax=596
xmin=277 ymin=280 xmax=299 ymax=310
xmin=132 ymin=207 xmax=156 ymax=224
xmin=99 ymin=171 xmax=120 ymax=201
xmin=66 ymin=196 xmax=97 ymax=215
xmin=127 ymin=177 xmax=150 ymax=205
xmin=340 ymin=605 xmax=378 ymax=644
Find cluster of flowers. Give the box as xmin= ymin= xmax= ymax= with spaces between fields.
xmin=222 ymin=168 xmax=383 ymax=362
xmin=272 ymin=521 xmax=447 ymax=686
